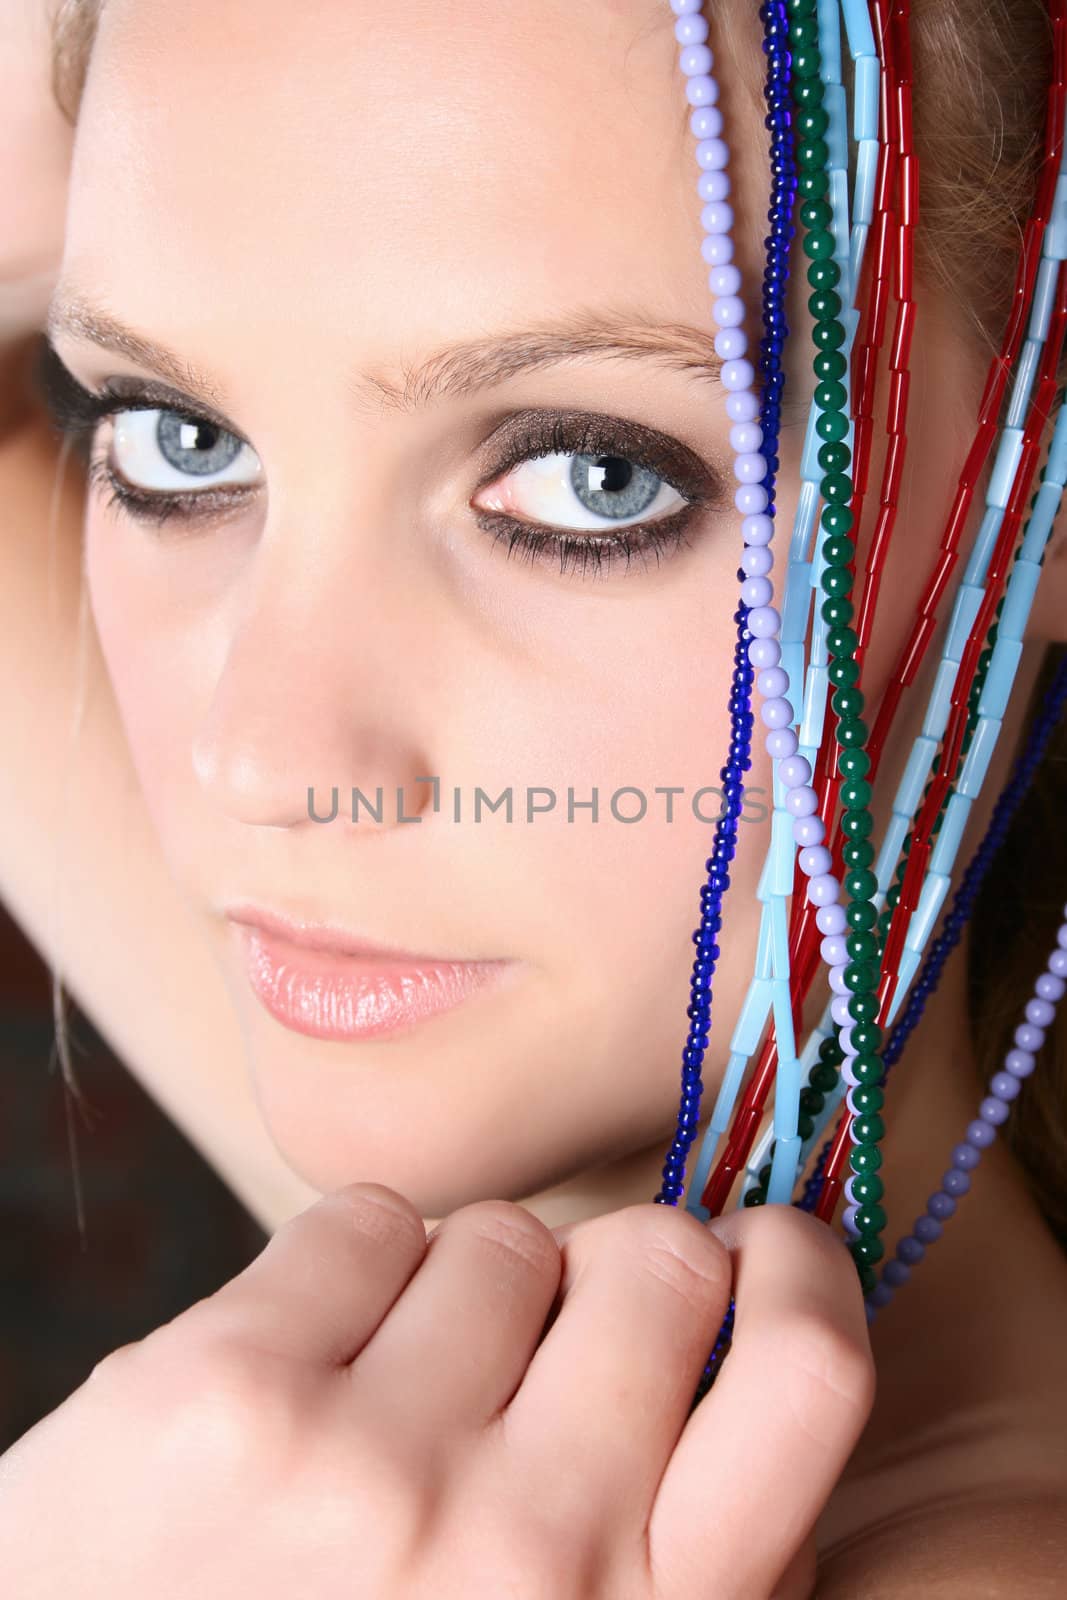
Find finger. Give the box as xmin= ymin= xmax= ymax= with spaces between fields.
xmin=647 ymin=1205 xmax=875 ymax=1600
xmin=183 ymin=1182 xmax=428 ymax=1367
xmin=348 ymin=1199 xmax=562 ymax=1434
xmin=503 ymin=1203 xmax=733 ymax=1533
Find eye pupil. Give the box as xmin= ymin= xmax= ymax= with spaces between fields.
xmin=570 ymin=451 xmax=660 ymax=520
xmin=589 ymin=455 xmax=632 ymax=493
xmin=181 ymin=420 xmax=217 ymax=451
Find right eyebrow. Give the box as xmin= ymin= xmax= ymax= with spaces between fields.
xmin=45 ymin=285 xmax=727 ymax=420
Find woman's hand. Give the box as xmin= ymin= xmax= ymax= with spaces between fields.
xmin=0 ymin=1183 xmax=874 ymax=1599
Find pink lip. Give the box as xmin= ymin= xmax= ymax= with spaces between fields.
xmin=225 ymin=909 xmax=513 ymax=1041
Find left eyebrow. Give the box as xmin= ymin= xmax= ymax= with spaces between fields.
xmin=45 ymin=285 xmax=727 ymax=419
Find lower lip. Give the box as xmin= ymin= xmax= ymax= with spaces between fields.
xmin=231 ymin=922 xmax=512 ymax=1041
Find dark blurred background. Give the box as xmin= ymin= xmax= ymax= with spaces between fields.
xmin=0 ymin=898 xmax=268 ymax=1454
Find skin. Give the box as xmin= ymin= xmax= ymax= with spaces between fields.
xmin=0 ymin=0 xmax=1066 ymax=1590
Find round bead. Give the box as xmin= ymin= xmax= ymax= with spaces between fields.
xmin=831 ymin=994 xmax=854 ymax=1027
xmin=1025 ymin=997 xmax=1055 ymax=1028
xmin=749 ymin=637 xmax=781 ymax=670
xmin=849 ymin=1142 xmax=883 ymax=1175
xmin=714 ymin=326 xmax=748 ymax=360
xmin=742 ymin=545 xmax=773 ymax=577
xmin=816 ymin=903 xmax=847 ymax=936
xmin=1049 ymin=948 xmax=1067 ymax=978
xmin=702 ymin=232 xmax=734 ymax=266
xmin=742 ymin=574 xmax=773 ymax=607
xmin=989 ymin=1071 xmax=1020 ymax=1101
xmin=942 ymin=1168 xmax=971 ymax=1197
xmin=927 ymin=1191 xmax=956 ymax=1221
xmin=686 ymin=70 xmax=717 ymax=106
xmin=742 ymin=512 xmax=774 ymax=544
xmin=767 ymin=727 xmax=798 ymax=758
xmin=713 ymin=295 xmax=746 ymax=328
xmin=726 ymin=390 xmax=759 ymax=423
xmin=702 ymin=200 xmax=734 ymax=236
xmin=852 ymin=1203 xmax=887 ymax=1235
xmin=780 ymin=754 xmax=812 ymax=788
xmin=1036 ymin=972 xmax=1066 ymax=1002
xmin=723 ymin=358 xmax=757 ymax=391
xmin=979 ymin=1096 xmax=1010 ymax=1126
xmin=786 ymin=785 xmax=819 ymax=817
xmin=735 ymin=454 xmax=769 ymax=486
xmin=807 ymin=873 xmax=840 ymax=906
xmin=1014 ymin=1023 xmax=1046 ymax=1052
xmin=952 ymin=1141 xmax=981 ymax=1170
xmin=849 ymin=1234 xmax=885 ymax=1265
xmin=736 ymin=485 xmax=770 ymax=517
xmin=760 ymin=696 xmax=793 ymax=730
xmin=914 ymin=1215 xmax=942 ymax=1245
xmin=1005 ymin=1048 xmax=1036 ymax=1078
xmin=698 ymin=169 xmax=730 ymax=202
xmin=747 ymin=605 xmax=781 ymax=638
xmin=757 ymin=665 xmax=789 ymax=698
xmin=793 ymin=813 xmax=825 ymax=846
xmin=680 ymin=44 xmax=715 ymax=78
xmin=965 ymin=1118 xmax=996 ymax=1149
xmin=685 ymin=74 xmax=718 ymax=108
xmin=730 ymin=421 xmax=764 ymax=454
xmin=710 ymin=263 xmax=743 ymax=298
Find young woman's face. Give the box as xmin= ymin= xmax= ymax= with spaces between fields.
xmin=48 ymin=0 xmax=966 ymax=1215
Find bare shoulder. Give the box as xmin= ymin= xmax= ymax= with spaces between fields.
xmin=816 ymin=1483 xmax=1067 ymax=1597
xmin=0 ymin=401 xmax=315 ymax=1233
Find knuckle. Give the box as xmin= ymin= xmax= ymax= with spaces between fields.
xmin=85 ymin=1338 xmax=145 ymax=1389
xmin=320 ymin=1183 xmax=427 ymax=1253
xmin=454 ymin=1200 xmax=561 ymax=1275
xmin=776 ymin=1307 xmax=877 ymax=1444
xmin=623 ymin=1205 xmax=732 ymax=1304
xmin=150 ymin=1333 xmax=303 ymax=1478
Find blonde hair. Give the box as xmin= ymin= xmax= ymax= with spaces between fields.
xmin=47 ymin=0 xmax=1067 ymax=1243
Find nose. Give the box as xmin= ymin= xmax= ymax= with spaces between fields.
xmin=191 ymin=549 xmax=437 ymax=833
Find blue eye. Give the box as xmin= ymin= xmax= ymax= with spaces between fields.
xmin=110 ymin=409 xmax=263 ymax=492
xmin=473 ymin=449 xmax=687 ymax=533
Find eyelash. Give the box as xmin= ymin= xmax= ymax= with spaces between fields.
xmin=36 ymin=343 xmax=724 ymax=578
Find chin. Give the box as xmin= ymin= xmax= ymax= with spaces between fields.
xmin=239 ymin=1021 xmax=660 ymax=1221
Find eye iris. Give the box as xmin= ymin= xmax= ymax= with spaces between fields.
xmin=570 ymin=453 xmax=661 ymax=521
xmin=156 ymin=412 xmax=243 ymax=476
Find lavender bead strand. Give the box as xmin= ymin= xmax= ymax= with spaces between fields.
xmin=659 ymin=0 xmax=794 ymax=1402
xmin=653 ymin=0 xmax=761 ymax=1208
xmin=868 ymin=903 xmax=1067 ymax=1315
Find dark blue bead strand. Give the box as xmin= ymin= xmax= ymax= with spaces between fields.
xmin=655 ymin=0 xmax=797 ymax=1212
xmin=658 ymin=0 xmax=797 ymax=1405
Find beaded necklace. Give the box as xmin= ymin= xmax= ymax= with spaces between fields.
xmin=656 ymin=0 xmax=1067 ymax=1398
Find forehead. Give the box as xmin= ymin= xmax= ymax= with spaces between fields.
xmin=63 ymin=0 xmax=766 ymax=371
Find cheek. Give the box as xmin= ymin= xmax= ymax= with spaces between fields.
xmin=84 ymin=510 xmax=216 ymax=855
xmin=487 ymin=554 xmax=768 ymax=1032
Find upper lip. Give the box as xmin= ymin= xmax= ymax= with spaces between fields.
xmin=225 ymin=902 xmax=484 ymax=963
